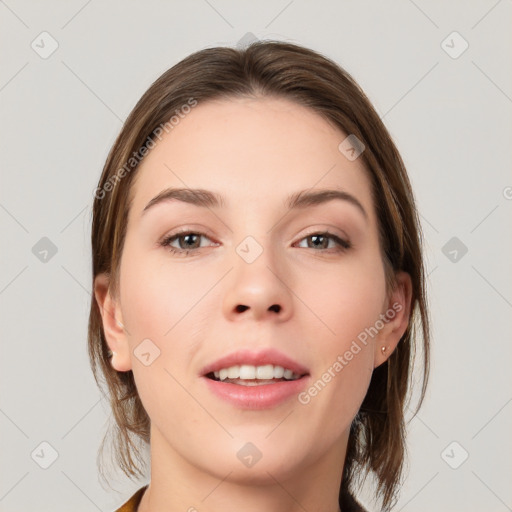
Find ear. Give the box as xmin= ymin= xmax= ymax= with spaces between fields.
xmin=94 ymin=273 xmax=132 ymax=372
xmin=373 ymin=271 xmax=413 ymax=368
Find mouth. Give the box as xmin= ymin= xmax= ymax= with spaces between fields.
xmin=200 ymin=349 xmax=310 ymax=409
xmin=205 ymin=364 xmax=306 ymax=386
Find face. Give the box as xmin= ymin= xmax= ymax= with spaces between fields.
xmin=95 ymin=96 xmax=411 ymax=484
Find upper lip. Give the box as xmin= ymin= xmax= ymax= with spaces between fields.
xmin=200 ymin=348 xmax=310 ymax=377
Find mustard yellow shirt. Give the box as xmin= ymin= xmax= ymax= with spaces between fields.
xmin=113 ymin=484 xmax=367 ymax=511
xmin=114 ymin=485 xmax=148 ymax=512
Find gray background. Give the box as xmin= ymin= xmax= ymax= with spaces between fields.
xmin=1 ymin=1 xmax=511 ymax=511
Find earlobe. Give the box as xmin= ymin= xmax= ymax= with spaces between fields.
xmin=374 ymin=271 xmax=413 ymax=368
xmin=94 ymin=273 xmax=132 ymax=372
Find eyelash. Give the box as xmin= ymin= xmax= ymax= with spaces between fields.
xmin=159 ymin=229 xmax=352 ymax=257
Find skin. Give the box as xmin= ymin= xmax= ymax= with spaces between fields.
xmin=94 ymin=96 xmax=412 ymax=512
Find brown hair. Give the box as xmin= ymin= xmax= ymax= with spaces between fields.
xmin=88 ymin=40 xmax=430 ymax=510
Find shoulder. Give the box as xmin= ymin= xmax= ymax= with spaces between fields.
xmin=113 ymin=485 xmax=148 ymax=512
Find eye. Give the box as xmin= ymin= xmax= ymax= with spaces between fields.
xmin=159 ymin=230 xmax=217 ymax=256
xmin=159 ymin=229 xmax=352 ymax=257
xmin=295 ymin=231 xmax=352 ymax=253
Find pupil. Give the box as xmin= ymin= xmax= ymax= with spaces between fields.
xmin=310 ymin=235 xmax=326 ymax=249
xmin=183 ymin=234 xmax=199 ymax=248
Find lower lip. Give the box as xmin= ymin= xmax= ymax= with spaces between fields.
xmin=202 ymin=376 xmax=310 ymax=410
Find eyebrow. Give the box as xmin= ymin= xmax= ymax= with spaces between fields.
xmin=141 ymin=187 xmax=368 ymax=220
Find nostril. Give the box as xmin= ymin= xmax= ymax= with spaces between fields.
xmin=235 ymin=305 xmax=249 ymax=313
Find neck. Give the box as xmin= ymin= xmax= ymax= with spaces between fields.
xmin=137 ymin=425 xmax=347 ymax=512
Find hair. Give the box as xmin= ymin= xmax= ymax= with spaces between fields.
xmin=88 ymin=40 xmax=430 ymax=511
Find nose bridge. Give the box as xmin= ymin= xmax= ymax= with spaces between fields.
xmin=230 ymin=205 xmax=276 ymax=267
xmin=222 ymin=226 xmax=292 ymax=321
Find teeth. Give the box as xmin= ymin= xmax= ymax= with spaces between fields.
xmin=240 ymin=365 xmax=256 ymax=379
xmin=256 ymin=364 xmax=274 ymax=379
xmin=227 ymin=365 xmax=239 ymax=378
xmin=283 ymin=369 xmax=294 ymax=380
xmin=273 ymin=365 xmax=285 ymax=378
xmin=211 ymin=364 xmax=301 ymax=381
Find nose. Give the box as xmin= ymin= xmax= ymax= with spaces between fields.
xmin=222 ymin=249 xmax=293 ymax=323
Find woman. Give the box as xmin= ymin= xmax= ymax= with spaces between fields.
xmin=89 ymin=40 xmax=430 ymax=512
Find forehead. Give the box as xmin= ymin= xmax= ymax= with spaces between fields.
xmin=128 ymin=96 xmax=375 ymax=223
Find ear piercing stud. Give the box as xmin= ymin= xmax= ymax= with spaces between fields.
xmin=381 ymin=346 xmax=387 ymax=354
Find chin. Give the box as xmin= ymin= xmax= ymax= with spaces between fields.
xmin=193 ymin=437 xmax=314 ymax=484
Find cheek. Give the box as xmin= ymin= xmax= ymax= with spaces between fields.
xmin=119 ymin=245 xmax=207 ymax=340
xmin=295 ymin=254 xmax=384 ymax=417
xmin=118 ymin=249 xmax=205 ymax=431
xmin=118 ymin=246 xmax=218 ymax=395
xmin=302 ymin=254 xmax=386 ymax=349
